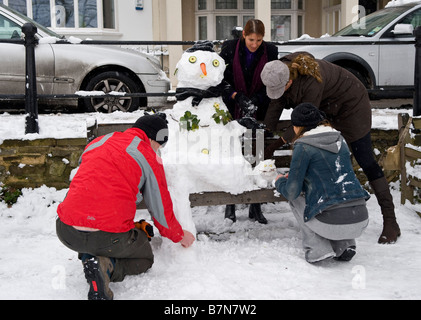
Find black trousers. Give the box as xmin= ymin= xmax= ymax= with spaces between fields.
xmin=56 ymin=218 xmax=154 ymax=282
xmin=349 ymin=132 xmax=384 ymax=182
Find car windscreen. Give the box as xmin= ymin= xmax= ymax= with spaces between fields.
xmin=334 ymin=6 xmax=411 ymax=37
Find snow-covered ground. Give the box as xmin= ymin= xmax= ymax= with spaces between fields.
xmin=0 ymin=108 xmax=420 ymax=300
xmin=0 ymin=183 xmax=420 ymax=300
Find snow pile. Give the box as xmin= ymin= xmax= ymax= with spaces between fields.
xmin=0 ymin=112 xmax=88 ymax=145
xmin=161 ymin=48 xmax=259 ymax=234
xmin=385 ymin=0 xmax=421 ymax=8
xmin=0 ymin=107 xmax=411 ymax=143
xmin=0 ymin=110 xmax=148 ymax=144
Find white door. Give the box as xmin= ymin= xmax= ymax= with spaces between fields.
xmin=378 ymin=8 xmax=421 ymax=87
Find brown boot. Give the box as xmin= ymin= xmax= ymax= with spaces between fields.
xmin=370 ymin=177 xmax=401 ymax=244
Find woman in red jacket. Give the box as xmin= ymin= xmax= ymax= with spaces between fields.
xmin=56 ymin=114 xmax=195 ymax=300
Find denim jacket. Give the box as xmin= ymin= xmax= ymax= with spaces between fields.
xmin=275 ymin=126 xmax=370 ymax=222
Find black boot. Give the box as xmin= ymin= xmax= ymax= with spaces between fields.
xmin=249 ymin=203 xmax=268 ymax=224
xmin=225 ymin=204 xmax=236 ymax=222
xmin=82 ymin=255 xmax=114 ymax=300
xmin=334 ymin=246 xmax=357 ymax=262
xmin=370 ymin=177 xmax=401 ymax=244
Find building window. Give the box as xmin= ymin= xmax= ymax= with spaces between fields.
xmin=2 ymin=0 xmax=115 ymax=30
xmin=199 ymin=16 xmax=207 ymax=40
xmin=243 ymin=15 xmax=254 ymax=26
xmin=272 ymin=0 xmax=292 ymax=10
xmin=216 ymin=0 xmax=237 ymax=10
xmin=34 ymin=0 xmax=51 ymax=27
xmin=216 ymin=15 xmax=237 ymax=39
xmin=196 ymin=0 xmax=304 ymax=41
xmin=7 ymin=0 xmax=27 ymax=16
xmin=195 ymin=0 xmax=254 ymax=40
xmin=198 ymin=0 xmax=207 ymax=10
xmin=271 ymin=15 xmax=291 ymax=41
xmin=243 ymin=0 xmax=254 ymax=10
xmin=271 ymin=0 xmax=304 ymax=41
xmin=102 ymin=0 xmax=114 ymax=29
xmin=78 ymin=0 xmax=98 ymax=28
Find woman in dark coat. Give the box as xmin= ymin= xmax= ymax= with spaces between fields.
xmin=219 ymin=19 xmax=278 ymax=224
xmin=261 ymin=52 xmax=401 ymax=244
xmin=220 ymin=19 xmax=279 ymax=121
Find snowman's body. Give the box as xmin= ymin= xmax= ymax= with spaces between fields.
xmin=160 ymin=45 xmax=259 ymax=235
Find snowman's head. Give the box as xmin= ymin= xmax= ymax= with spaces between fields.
xmin=175 ymin=43 xmax=226 ymax=90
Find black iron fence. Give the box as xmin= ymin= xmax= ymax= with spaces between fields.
xmin=1 ymin=23 xmax=421 ymax=134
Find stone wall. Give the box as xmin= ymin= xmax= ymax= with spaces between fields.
xmin=0 ymin=128 xmax=399 ymax=191
xmin=0 ymin=138 xmax=86 ymax=190
xmin=355 ymin=128 xmax=399 ymax=185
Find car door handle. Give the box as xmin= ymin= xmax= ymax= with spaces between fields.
xmin=54 ymin=77 xmax=74 ymax=83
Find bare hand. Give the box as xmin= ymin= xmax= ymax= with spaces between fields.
xmin=180 ymin=230 xmax=195 ymax=248
xmin=276 ymin=173 xmax=289 ymax=181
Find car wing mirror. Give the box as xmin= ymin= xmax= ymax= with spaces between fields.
xmin=392 ymin=24 xmax=414 ymax=36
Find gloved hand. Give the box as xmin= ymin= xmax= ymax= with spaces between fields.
xmin=234 ymin=92 xmax=258 ymax=117
xmin=135 ymin=220 xmax=154 ymax=241
xmin=237 ymin=117 xmax=266 ymax=130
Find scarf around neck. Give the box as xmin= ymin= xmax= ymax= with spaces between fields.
xmin=232 ymin=39 xmax=268 ymax=118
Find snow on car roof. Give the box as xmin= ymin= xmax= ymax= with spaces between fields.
xmin=386 ymin=0 xmax=421 ymax=8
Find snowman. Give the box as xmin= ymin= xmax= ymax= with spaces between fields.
xmin=160 ymin=41 xmax=262 ymax=236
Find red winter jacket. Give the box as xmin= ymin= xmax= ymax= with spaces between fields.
xmin=57 ymin=128 xmax=184 ymax=243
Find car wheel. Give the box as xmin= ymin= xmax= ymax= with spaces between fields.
xmin=343 ymin=66 xmax=370 ymax=89
xmin=83 ymin=71 xmax=144 ymax=113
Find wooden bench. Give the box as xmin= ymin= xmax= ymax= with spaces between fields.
xmin=399 ymin=114 xmax=421 ymax=211
xmin=87 ymin=117 xmax=407 ymax=211
xmin=137 ymin=189 xmax=286 ymax=210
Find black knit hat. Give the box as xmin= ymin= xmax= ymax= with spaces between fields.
xmin=186 ymin=40 xmax=215 ymax=53
xmin=291 ymin=103 xmax=326 ymax=128
xmin=133 ymin=113 xmax=169 ymax=145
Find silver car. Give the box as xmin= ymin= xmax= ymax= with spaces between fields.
xmin=277 ymin=2 xmax=421 ymax=99
xmin=0 ymin=4 xmax=170 ymax=113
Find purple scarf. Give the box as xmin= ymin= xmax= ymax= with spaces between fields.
xmin=232 ymin=39 xmax=268 ymax=119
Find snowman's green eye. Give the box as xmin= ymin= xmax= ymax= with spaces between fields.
xmin=212 ymin=59 xmax=220 ymax=67
xmin=189 ymin=56 xmax=197 ymax=64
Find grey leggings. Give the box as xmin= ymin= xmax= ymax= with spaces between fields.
xmin=289 ymin=197 xmax=368 ymax=263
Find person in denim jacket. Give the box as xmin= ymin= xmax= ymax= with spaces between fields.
xmin=275 ymin=103 xmax=370 ymax=263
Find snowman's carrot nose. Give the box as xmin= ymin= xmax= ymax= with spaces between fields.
xmin=200 ymin=63 xmax=207 ymax=76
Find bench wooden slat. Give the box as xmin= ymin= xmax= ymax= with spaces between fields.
xmin=409 ymin=177 xmax=421 ymax=188
xmin=405 ymin=146 xmax=421 ymax=160
xmin=137 ymin=188 xmax=286 ymax=210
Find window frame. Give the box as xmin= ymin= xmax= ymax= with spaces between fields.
xmin=1 ymin=0 xmax=116 ymax=33
xmin=195 ymin=0 xmax=305 ymax=41
xmin=195 ymin=0 xmax=254 ymax=40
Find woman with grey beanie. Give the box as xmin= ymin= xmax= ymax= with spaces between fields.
xmin=274 ymin=103 xmax=370 ymax=263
